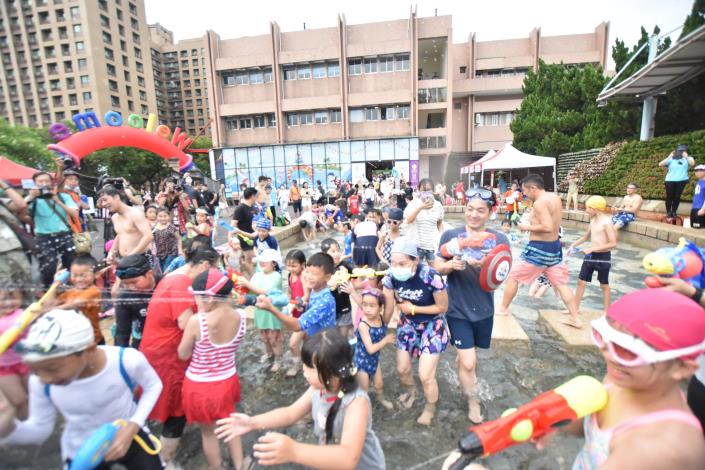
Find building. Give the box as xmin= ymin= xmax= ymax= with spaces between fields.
xmin=205 ymin=12 xmax=608 ymax=192
xmin=0 ymin=0 xmax=157 ymax=128
xmin=148 ymin=23 xmax=209 ymax=137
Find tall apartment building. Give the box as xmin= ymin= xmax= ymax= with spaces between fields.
xmin=0 ymin=0 xmax=157 ymax=128
xmin=205 ymin=13 xmax=608 ymax=191
xmin=148 ymin=22 xmax=209 ymax=137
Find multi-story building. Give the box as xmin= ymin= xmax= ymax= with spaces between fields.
xmin=149 ymin=22 xmax=209 ymax=137
xmin=205 ymin=12 xmax=608 ymax=191
xmin=0 ymin=0 xmax=157 ymax=128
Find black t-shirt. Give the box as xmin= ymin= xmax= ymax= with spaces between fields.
xmin=201 ymin=189 xmax=216 ymax=214
xmin=232 ymin=203 xmax=255 ymax=250
xmin=331 ymin=260 xmax=353 ymax=318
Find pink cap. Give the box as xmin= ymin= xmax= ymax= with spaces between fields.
xmin=608 ymin=289 xmax=705 ymax=356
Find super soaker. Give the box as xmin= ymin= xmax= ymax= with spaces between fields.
xmin=642 ymin=237 xmax=705 ymax=288
xmin=439 ymin=232 xmax=497 ymax=261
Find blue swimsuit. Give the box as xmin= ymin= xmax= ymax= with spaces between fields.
xmin=354 ymin=318 xmax=387 ymax=376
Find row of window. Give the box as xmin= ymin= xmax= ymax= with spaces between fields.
xmin=226 ymin=114 xmax=277 ymax=131
xmin=475 ymin=67 xmax=528 ymax=79
xmin=418 ymin=87 xmax=447 ymax=104
xmin=474 ymin=111 xmax=516 ymax=127
xmin=348 ymin=54 xmax=410 ymax=75
xmin=223 ymin=67 xmax=273 ymax=86
xmin=282 ymin=61 xmax=340 ymax=80
xmin=349 ymin=104 xmax=410 ymax=123
xmin=286 ymin=109 xmax=342 ymax=126
xmin=5 ymin=91 xmax=92 ymax=113
xmin=419 ymin=136 xmax=447 ymax=149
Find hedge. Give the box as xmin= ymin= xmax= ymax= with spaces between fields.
xmin=582 ymin=130 xmax=705 ymax=202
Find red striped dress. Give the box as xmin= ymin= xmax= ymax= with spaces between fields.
xmin=182 ymin=309 xmax=246 ymax=424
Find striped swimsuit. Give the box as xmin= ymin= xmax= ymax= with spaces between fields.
xmin=186 ymin=311 xmax=246 ymax=382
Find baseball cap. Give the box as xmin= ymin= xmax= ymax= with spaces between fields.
xmin=585 ymin=195 xmax=607 ymax=211
xmin=17 ymin=309 xmax=94 ymax=362
xmin=256 ymin=218 xmax=272 ymax=230
xmin=694 ymin=164 xmax=705 ymax=171
xmin=391 ymin=236 xmax=418 ymax=258
xmin=255 ymin=248 xmax=282 ymax=265
xmin=608 ymin=289 xmax=705 ymax=358
xmin=387 ymin=208 xmax=403 ymax=221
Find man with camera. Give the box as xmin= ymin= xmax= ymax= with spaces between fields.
xmin=157 ymin=178 xmax=191 ymax=235
xmin=25 ymin=171 xmax=79 ymax=287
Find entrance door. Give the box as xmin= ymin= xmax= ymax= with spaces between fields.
xmin=366 ymin=161 xmax=394 ymax=180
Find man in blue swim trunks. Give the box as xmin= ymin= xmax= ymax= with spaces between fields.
xmin=611 ymin=182 xmax=643 ymax=230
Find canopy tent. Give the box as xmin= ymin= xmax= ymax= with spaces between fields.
xmin=0 ymin=157 xmax=39 ymax=186
xmin=460 ymin=149 xmax=496 ymax=174
xmin=471 ymin=143 xmax=557 ymax=190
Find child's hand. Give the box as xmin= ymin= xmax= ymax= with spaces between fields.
xmin=104 ymin=421 xmax=139 ymax=462
xmin=253 ymin=432 xmax=297 ymax=466
xmin=384 ymin=332 xmax=396 ymax=346
xmin=237 ymin=277 xmax=251 ymax=289
xmin=215 ymin=413 xmax=254 ymax=442
xmin=256 ymin=295 xmax=273 ymax=311
xmin=339 ymin=281 xmax=353 ymax=294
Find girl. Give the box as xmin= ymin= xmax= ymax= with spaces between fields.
xmin=301 ymin=182 xmax=313 ymax=212
xmin=186 ymin=208 xmax=212 ymax=239
xmin=352 ymin=213 xmax=379 ymax=269
xmin=238 ymin=249 xmax=284 ymax=373
xmin=353 ymin=289 xmax=395 ymax=410
xmin=0 ymin=283 xmax=29 ymax=420
xmin=376 ymin=208 xmax=402 ymax=263
xmin=277 ymin=183 xmax=289 ymax=216
xmin=285 ymin=249 xmax=308 ymax=377
xmin=154 ymin=207 xmax=183 ymax=272
xmin=322 ymin=238 xmax=354 ymax=338
xmin=145 ymin=205 xmax=158 ymax=229
xmin=178 ymin=268 xmax=246 ymax=470
xmin=214 ymin=329 xmax=386 ymax=470
xmin=382 ymin=236 xmax=449 ymax=426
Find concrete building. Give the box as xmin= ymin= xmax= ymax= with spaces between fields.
xmin=205 ymin=12 xmax=608 ymax=191
xmin=148 ymin=23 xmax=209 ymax=137
xmin=0 ymin=0 xmax=157 ymax=128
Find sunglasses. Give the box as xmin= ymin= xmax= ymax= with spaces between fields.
xmin=386 ymin=220 xmax=400 ymax=225
xmin=591 ymin=316 xmax=705 ymax=367
xmin=465 ymin=188 xmax=494 ymax=202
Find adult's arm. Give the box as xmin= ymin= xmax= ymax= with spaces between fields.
xmin=127 ymin=209 xmax=154 ymax=256
xmin=54 ymin=193 xmax=79 ymax=218
xmin=177 ymin=316 xmax=198 ymax=360
xmin=0 ymin=375 xmax=57 ymax=444
xmin=122 ymin=347 xmax=163 ymax=427
xmin=0 ymin=181 xmax=27 ymax=213
xmin=658 ymin=153 xmax=673 ymax=167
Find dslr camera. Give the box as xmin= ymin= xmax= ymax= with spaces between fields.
xmin=674 ymin=144 xmax=688 ymax=159
xmin=58 ymin=154 xmax=77 ymax=171
xmin=97 ymin=175 xmax=125 ymax=190
xmin=37 ymin=185 xmax=54 ymax=199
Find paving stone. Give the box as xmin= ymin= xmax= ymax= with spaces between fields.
xmin=491 ymin=314 xmax=529 ymax=341
xmin=539 ymin=309 xmax=603 ymax=346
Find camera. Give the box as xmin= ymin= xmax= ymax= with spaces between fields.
xmin=37 ymin=185 xmax=54 ymax=199
xmin=675 ymin=144 xmax=688 ymax=159
xmin=58 ymin=154 xmax=77 ymax=171
xmin=97 ymin=175 xmax=124 ymax=190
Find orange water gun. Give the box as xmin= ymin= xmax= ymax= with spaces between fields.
xmin=447 ymin=376 xmax=607 ymax=470
xmin=226 ymin=269 xmax=249 ymax=296
xmin=439 ymin=231 xmax=497 ymax=261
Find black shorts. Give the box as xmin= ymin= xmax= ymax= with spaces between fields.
xmin=578 ymin=251 xmax=611 ymax=285
xmin=447 ymin=316 xmax=493 ymax=350
xmin=691 ymin=208 xmax=705 ymax=229
xmin=688 ymin=377 xmax=705 ymax=433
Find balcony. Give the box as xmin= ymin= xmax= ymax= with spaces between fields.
xmin=453 ymin=75 xmax=524 ymax=98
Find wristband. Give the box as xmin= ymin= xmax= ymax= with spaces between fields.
xmin=691 ymin=287 xmax=703 ymax=304
xmin=410 ymin=304 xmax=416 ymax=316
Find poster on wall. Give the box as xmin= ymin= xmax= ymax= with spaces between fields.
xmin=409 ymin=160 xmax=419 ymax=187
xmin=352 ymin=163 xmax=366 ymax=185
xmin=394 ymin=161 xmax=408 ymax=185
xmin=289 ymin=165 xmax=313 ymax=186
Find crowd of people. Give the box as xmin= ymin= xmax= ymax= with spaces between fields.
xmin=0 ymin=155 xmax=704 ymax=470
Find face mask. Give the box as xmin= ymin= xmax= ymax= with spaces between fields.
xmin=390 ymin=266 xmax=414 ymax=282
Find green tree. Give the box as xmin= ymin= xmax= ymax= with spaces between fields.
xmin=79 ymin=147 xmax=172 ymax=187
xmin=0 ymin=118 xmax=55 ymax=169
xmin=188 ymin=135 xmax=212 ymax=174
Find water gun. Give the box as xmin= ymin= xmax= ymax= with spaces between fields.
xmin=0 ymin=270 xmax=70 ymax=356
xmin=236 ymin=289 xmax=291 ymax=309
xmin=330 ymin=267 xmax=387 ymax=287
xmin=218 ymin=220 xmax=254 ymax=246
xmin=439 ymin=232 xmax=497 ymax=261
xmin=226 ymin=269 xmax=249 ymax=296
xmin=642 ymin=238 xmax=705 ymax=288
xmin=70 ymin=419 xmax=161 ymax=470
xmin=447 ymin=376 xmax=607 ymax=470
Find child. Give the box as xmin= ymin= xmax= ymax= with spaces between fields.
xmin=238 ymin=249 xmax=284 ymax=372
xmin=342 ymin=221 xmax=353 ymax=261
xmin=154 ymin=207 xmax=183 ymax=272
xmin=254 ymin=218 xmax=279 ymax=255
xmin=145 ymin=205 xmax=158 ymax=229
xmin=178 ymin=269 xmax=246 ymax=470
xmin=348 ymin=190 xmax=361 ymax=216
xmin=322 ymin=239 xmax=355 ymax=338
xmin=214 ymin=329 xmax=386 ymax=469
xmin=0 ymin=309 xmax=164 ymax=469
xmin=224 ymin=236 xmax=242 ymax=272
xmin=567 ymin=196 xmax=617 ymax=319
xmin=690 ymin=164 xmax=705 ymax=229
xmin=528 ymin=274 xmax=553 ymax=298
xmin=186 ymin=208 xmax=212 ymax=239
xmin=565 ymin=171 xmax=579 ymax=211
xmin=376 ymin=208 xmax=402 ymax=263
xmin=500 ymin=219 xmax=521 ymax=245
xmin=285 ymin=249 xmax=309 ymax=377
xmin=299 ymin=210 xmax=318 ymax=242
xmin=0 ymin=282 xmax=29 ymax=420
xmin=352 ymin=213 xmax=379 ymax=268
xmin=353 ymin=288 xmax=395 ymax=410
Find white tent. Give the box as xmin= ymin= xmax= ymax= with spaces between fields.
xmin=460 ymin=149 xmax=496 ymax=174
xmin=476 ymin=143 xmax=557 ymax=190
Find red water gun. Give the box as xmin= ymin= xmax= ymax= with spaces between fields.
xmin=439 ymin=231 xmax=497 ymax=260
xmin=226 ymin=269 xmax=249 ymax=296
xmin=447 ymin=376 xmax=607 ymax=470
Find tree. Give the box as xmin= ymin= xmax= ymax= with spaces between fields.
xmin=611 ymin=26 xmax=671 ymax=86
xmin=0 ymin=118 xmax=55 ymax=169
xmin=187 ymin=135 xmax=212 ymax=175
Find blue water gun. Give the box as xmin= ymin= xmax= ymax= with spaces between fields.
xmin=70 ymin=420 xmax=161 ymax=470
xmin=642 ymin=238 xmax=705 ymax=288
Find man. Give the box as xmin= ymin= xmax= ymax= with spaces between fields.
xmin=403 ymin=178 xmax=444 ymax=264
xmin=198 ymin=181 xmax=217 ymax=216
xmin=0 ymin=179 xmax=31 ymax=285
xmin=435 ymin=188 xmax=510 ymax=424
xmin=497 ymin=174 xmax=581 ymax=327
xmin=611 ymin=182 xmax=643 ymax=231
xmin=289 ymin=180 xmax=302 ymax=217
xmin=231 ymin=187 xmax=258 ymax=276
xmin=26 ymin=171 xmax=79 ymax=287
xmin=99 ymin=185 xmax=154 ymax=265
xmin=114 ymin=254 xmax=157 ymax=348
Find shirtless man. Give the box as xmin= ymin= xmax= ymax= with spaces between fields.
xmin=98 ymin=185 xmax=154 ymax=263
xmin=611 ymin=182 xmax=643 ymax=230
xmin=566 ymin=196 xmax=617 ymax=315
xmin=497 ymin=174 xmax=581 ymax=328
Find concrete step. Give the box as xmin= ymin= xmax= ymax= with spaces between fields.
xmin=491 ymin=314 xmax=529 ymax=341
xmin=539 ymin=309 xmax=602 ymax=346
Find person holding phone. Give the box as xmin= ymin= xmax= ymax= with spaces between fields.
xmin=659 ymin=144 xmax=694 ymax=220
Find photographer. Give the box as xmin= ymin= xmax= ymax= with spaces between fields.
xmin=659 ymin=144 xmax=695 ymax=220
xmin=0 ymin=180 xmax=31 ymax=284
xmin=25 ymin=171 xmax=78 ymax=287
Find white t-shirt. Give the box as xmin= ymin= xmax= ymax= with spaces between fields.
xmin=402 ymin=198 xmax=444 ymax=251
xmin=0 ymin=346 xmax=162 ymax=461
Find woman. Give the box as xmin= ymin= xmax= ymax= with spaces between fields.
xmin=659 ymin=144 xmax=694 ymax=219
xmin=402 ymin=178 xmax=444 ymax=264
xmin=382 ymin=237 xmax=449 ymax=426
xmin=301 ymin=182 xmax=313 ymax=212
xmin=277 ymin=183 xmax=289 ymax=217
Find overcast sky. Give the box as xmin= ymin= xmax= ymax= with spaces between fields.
xmin=145 ymin=0 xmax=694 ymax=69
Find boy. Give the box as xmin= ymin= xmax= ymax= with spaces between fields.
xmin=500 ymin=220 xmax=520 ymax=245
xmin=254 ymin=218 xmax=279 ymax=254
xmin=256 ymin=252 xmax=336 ymax=337
xmin=691 ymin=164 xmax=705 ymax=229
xmin=299 ymin=210 xmax=317 ymax=242
xmin=321 ymin=239 xmax=354 ymax=338
xmin=567 ymin=195 xmax=617 ymax=314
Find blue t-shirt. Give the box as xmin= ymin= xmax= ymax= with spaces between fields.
xmin=344 ymin=232 xmax=353 ymax=257
xmin=298 ymin=287 xmax=336 ymax=336
xmin=437 ymin=227 xmax=510 ymax=322
xmin=31 ymin=193 xmax=77 ymax=235
xmin=694 ymin=180 xmax=705 ymax=209
xmin=382 ymin=264 xmax=446 ymax=323
xmin=665 ymin=157 xmax=690 ymax=182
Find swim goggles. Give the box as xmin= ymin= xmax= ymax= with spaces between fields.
xmin=465 ymin=188 xmax=494 ymax=202
xmin=591 ymin=316 xmax=705 ymax=367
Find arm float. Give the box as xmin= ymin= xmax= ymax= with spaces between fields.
xmin=448 ymin=375 xmax=607 ymax=470
xmin=642 ymin=238 xmax=705 ymax=288
xmin=69 ymin=419 xmax=161 ymax=470
xmin=218 ymin=220 xmax=254 ymax=246
xmin=439 ymin=232 xmax=497 ymax=261
xmin=0 ymin=271 xmax=70 ymax=356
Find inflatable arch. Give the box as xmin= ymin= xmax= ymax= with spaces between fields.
xmin=47 ymin=111 xmax=194 ymax=172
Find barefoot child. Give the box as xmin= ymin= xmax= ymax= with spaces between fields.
xmin=214 ymin=329 xmax=386 ymax=469
xmin=284 ymin=250 xmax=309 ymax=377
xmin=224 ymin=236 xmax=242 ymax=272
xmin=178 ymin=268 xmax=246 ymax=470
xmin=568 ymin=196 xmax=617 ymax=314
xmin=0 ymin=282 xmax=29 ymax=420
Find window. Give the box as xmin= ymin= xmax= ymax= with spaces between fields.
xmin=263 ymin=67 xmax=273 ymax=83
xmin=69 ymin=94 xmax=77 ymax=106
xmin=70 ymin=6 xmax=80 ymax=17
xmin=134 ymin=47 xmax=141 ymax=59
xmin=50 ymin=79 xmax=60 ymax=90
xmin=300 ymin=112 xmax=313 ymax=125
xmin=286 ymin=113 xmax=298 ymax=127
xmin=108 ymin=79 xmax=118 ymax=91
xmin=80 ymin=75 xmax=89 ymax=86
xmin=459 ymin=65 xmax=467 ymax=74
xmin=137 ymin=76 xmax=145 ymax=87
xmin=381 ymin=106 xmax=395 ymax=120
xmin=78 ymin=58 xmax=87 ymax=70
xmin=132 ymin=32 xmax=140 ymax=44
xmin=135 ymin=61 xmax=143 ymax=73
xmin=297 ymin=64 xmax=311 ymax=80
xmin=111 ymin=95 xmax=120 ymax=107
xmin=454 ymin=102 xmax=462 ymax=110
xmin=54 ymin=112 xmax=65 ymax=121
xmin=474 ymin=111 xmax=515 ymax=127
xmin=363 ymin=57 xmax=377 ymax=74
xmin=235 ymin=71 xmax=248 ymax=85
xmin=139 ymin=90 xmax=146 ymax=101
xmin=249 ymin=69 xmax=263 ymax=84
xmin=327 ymin=61 xmax=340 ymax=77
xmin=226 ymin=118 xmax=237 ymax=131
xmin=47 ymin=63 xmax=58 ymax=74
xmin=104 ymin=47 xmax=114 ymax=60
xmin=397 ymin=104 xmax=410 ymax=119
xmin=128 ymin=100 xmax=134 ymax=111
xmin=222 ymin=71 xmax=235 ymax=86
xmin=395 ymin=53 xmax=410 ymax=71
xmin=63 ymin=61 xmax=73 ymax=72
xmin=315 ymin=111 xmax=328 ymax=124
xmin=348 ymin=58 xmax=362 ymax=75
xmin=58 ymin=27 xmax=67 ymax=39
xmin=130 ymin=18 xmax=139 ymax=29
xmin=102 ymin=32 xmax=111 ymax=44
xmin=129 ymin=3 xmax=137 ymax=15
xmin=283 ymin=65 xmax=296 ymax=80
xmin=253 ymin=115 xmax=265 ymax=128
xmin=239 ymin=117 xmax=252 ymax=129
xmin=379 ymin=55 xmax=394 ymax=73
xmin=52 ymin=96 xmax=63 ymax=106
xmin=72 ymin=24 xmax=81 ymax=35
xmin=267 ymin=114 xmax=276 ymax=128
xmin=312 ymin=62 xmax=326 ymax=79
xmin=124 ymin=70 xmax=130 ymax=81
xmin=106 ymin=63 xmax=116 ymax=76
xmin=349 ymin=108 xmax=364 ymax=123
xmin=100 ymin=15 xmax=109 ymax=27
xmin=330 ymin=109 xmax=342 ymax=123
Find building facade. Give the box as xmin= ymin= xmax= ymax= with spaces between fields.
xmin=205 ymin=12 xmax=608 ymax=190
xmin=0 ymin=0 xmax=157 ymax=128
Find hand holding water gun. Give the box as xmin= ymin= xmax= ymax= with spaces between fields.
xmin=439 ymin=232 xmax=497 ymax=261
xmin=330 ymin=267 xmax=387 ymax=287
xmin=226 ymin=269 xmax=249 ymax=296
xmin=236 ymin=289 xmax=291 ymax=309
xmin=642 ymin=238 xmax=705 ymax=288
xmin=446 ymin=376 xmax=607 ymax=470
xmin=0 ymin=270 xmax=70 ymax=356
xmin=218 ymin=220 xmax=254 ymax=246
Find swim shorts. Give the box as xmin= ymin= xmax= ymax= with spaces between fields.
xmin=510 ymin=239 xmax=568 ymax=285
xmin=396 ymin=314 xmax=449 ymax=358
xmin=446 ymin=316 xmax=493 ymax=350
xmin=578 ymin=251 xmax=611 ymax=285
xmin=612 ymin=211 xmax=636 ymax=228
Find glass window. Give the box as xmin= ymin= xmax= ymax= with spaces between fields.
xmin=300 ymin=112 xmax=313 ymax=125
xmin=397 ymin=104 xmax=410 ymax=119
xmin=396 ymin=53 xmax=410 ymax=71
xmin=379 ymin=55 xmax=394 ymax=73
xmin=253 ymin=115 xmax=266 ymax=128
xmin=286 ymin=113 xmax=298 ymax=127
xmin=380 ymin=139 xmax=395 ymax=160
xmin=80 ymin=75 xmax=89 ymax=85
xmin=249 ymin=69 xmax=263 ymax=84
xmin=381 ymin=106 xmax=395 ymax=120
xmin=226 ymin=118 xmax=238 ymax=131
xmin=82 ymin=91 xmax=92 ymax=102
xmin=274 ymin=146 xmax=285 ymax=166
xmin=365 ymin=140 xmax=380 ymax=161
xmin=363 ymin=57 xmax=377 ymax=74
xmin=365 ymin=107 xmax=380 ymax=121
xmin=267 ymin=114 xmax=276 ymax=128
xmin=351 ymin=140 xmax=365 ymax=162
xmin=73 ymin=24 xmax=82 ymax=34
xmin=283 ymin=65 xmax=296 ymax=80
xmin=235 ymin=71 xmax=248 ymax=85
xmin=327 ymin=61 xmax=340 ymax=77
xmin=312 ymin=62 xmax=326 ymax=79
xmin=223 ymin=72 xmax=236 ymax=86
xmin=297 ymin=64 xmax=311 ymax=80
xmin=349 ymin=108 xmax=364 ymax=123
xmin=330 ymin=109 xmax=342 ymax=123
xmin=263 ymin=67 xmax=273 ymax=83
xmin=239 ymin=117 xmax=252 ymax=129
xmin=75 ymin=41 xmax=84 ymax=51
xmin=315 ymin=111 xmax=328 ymax=124
xmin=348 ymin=58 xmax=362 ymax=75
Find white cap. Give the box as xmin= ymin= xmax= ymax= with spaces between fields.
xmin=17 ymin=309 xmax=94 ymax=363
xmin=255 ymin=248 xmax=282 ymax=265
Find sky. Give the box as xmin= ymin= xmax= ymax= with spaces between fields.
xmin=145 ymin=0 xmax=694 ymax=69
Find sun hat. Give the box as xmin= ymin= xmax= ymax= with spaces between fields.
xmin=585 ymin=195 xmax=607 ymax=211
xmin=255 ymin=248 xmax=282 ymax=265
xmin=17 ymin=309 xmax=94 ymax=362
xmin=391 ymin=236 xmax=418 ymax=258
xmin=694 ymin=164 xmax=705 ymax=171
xmin=256 ymin=218 xmax=272 ymax=230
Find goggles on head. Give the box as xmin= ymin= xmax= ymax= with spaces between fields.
xmin=465 ymin=188 xmax=494 ymax=203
